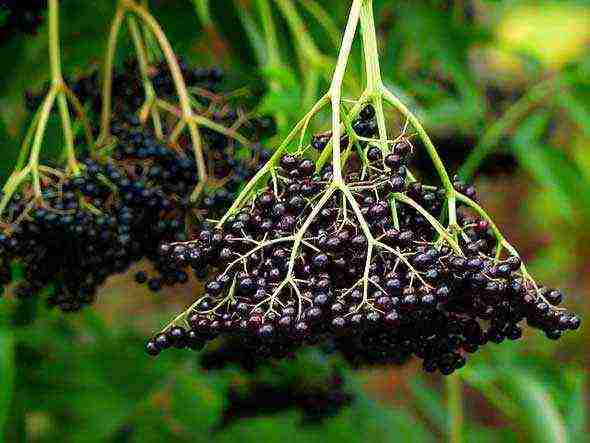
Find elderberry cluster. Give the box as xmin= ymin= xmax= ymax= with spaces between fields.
xmin=0 ymin=61 xmax=273 ymax=311
xmin=147 ymin=109 xmax=580 ymax=374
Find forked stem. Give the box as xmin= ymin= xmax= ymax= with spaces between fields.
xmin=2 ymin=0 xmax=82 ymax=217
xmin=99 ymin=4 xmax=125 ymax=143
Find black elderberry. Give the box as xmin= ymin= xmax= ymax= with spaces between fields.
xmin=168 ymin=326 xmax=187 ymax=348
xmin=280 ymin=155 xmax=298 ymax=171
xmin=145 ymin=340 xmax=160 ymax=356
xmin=312 ymin=253 xmax=329 ymax=270
xmin=135 ymin=271 xmax=148 ymax=284
xmin=154 ymin=333 xmax=171 ymax=350
xmin=148 ymin=278 xmax=163 ymax=293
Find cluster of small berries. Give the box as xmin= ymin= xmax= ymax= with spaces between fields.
xmin=0 ymin=0 xmax=45 ymax=38
xmin=0 ymin=61 xmax=273 ymax=311
xmin=146 ymin=106 xmax=580 ymax=374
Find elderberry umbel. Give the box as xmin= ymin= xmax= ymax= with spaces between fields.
xmin=0 ymin=60 xmax=274 ymax=311
xmin=150 ymin=126 xmax=580 ymax=375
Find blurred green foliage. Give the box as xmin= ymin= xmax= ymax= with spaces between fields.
xmin=0 ymin=0 xmax=588 ymax=441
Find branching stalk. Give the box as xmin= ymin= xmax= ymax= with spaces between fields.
xmin=99 ymin=4 xmax=125 ymax=143
xmin=329 ymin=0 xmax=363 ymax=183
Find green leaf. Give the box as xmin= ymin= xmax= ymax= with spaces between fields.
xmin=0 ymin=327 xmax=14 ymax=438
xmin=511 ymin=112 xmax=583 ymax=219
xmin=503 ymin=370 xmax=568 ymax=443
xmin=408 ymin=376 xmax=446 ymax=431
xmin=564 ymin=370 xmax=587 ymax=442
xmin=556 ymin=90 xmax=590 ymax=137
xmin=170 ymin=373 xmax=224 ymax=431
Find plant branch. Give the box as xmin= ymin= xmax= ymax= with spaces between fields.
xmin=217 ymin=92 xmax=331 ymax=226
xmin=381 ymin=86 xmax=458 ymax=230
xmin=359 ymin=0 xmax=389 ymax=155
xmin=329 ymin=0 xmax=363 ymax=183
xmin=99 ymin=4 xmax=125 ymax=143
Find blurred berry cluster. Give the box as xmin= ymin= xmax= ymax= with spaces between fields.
xmin=199 ymin=339 xmax=353 ymax=426
xmin=0 ymin=59 xmax=274 ymax=311
xmin=148 ymin=105 xmax=580 ymax=375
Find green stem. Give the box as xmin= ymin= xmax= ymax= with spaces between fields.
xmin=217 ymin=92 xmax=331 ymax=227
xmin=99 ymin=4 xmax=125 ymax=143
xmin=127 ymin=13 xmax=163 ymax=137
xmin=57 ymin=91 xmax=79 ymax=175
xmin=128 ymin=15 xmax=156 ymax=105
xmin=191 ymin=0 xmax=213 ymax=26
xmin=394 ymin=193 xmax=462 ymax=254
xmin=48 ymin=0 xmax=63 ymax=86
xmin=381 ymin=86 xmax=457 ymax=229
xmin=29 ymin=87 xmax=59 ymax=196
xmin=48 ymin=0 xmax=78 ymax=174
xmin=316 ymin=88 xmax=370 ymax=171
xmin=447 ymin=375 xmax=463 ymax=443
xmin=15 ymin=107 xmax=42 ymax=170
xmin=455 ymin=191 xmax=544 ymax=294
xmin=0 ymin=168 xmax=32 ymax=218
xmin=156 ymin=99 xmax=254 ymax=148
xmin=329 ymin=0 xmax=363 ymax=183
xmin=62 ymin=85 xmax=95 ymax=151
xmin=359 ymin=0 xmax=388 ymax=154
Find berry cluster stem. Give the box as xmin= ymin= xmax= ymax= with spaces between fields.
xmin=1 ymin=0 xmax=89 ymax=218
xmin=380 ymin=88 xmax=458 ymax=231
xmin=329 ymin=0 xmax=363 ymax=184
xmin=359 ymin=0 xmax=388 ymax=156
xmin=127 ymin=15 xmax=163 ymax=138
xmin=101 ymin=0 xmax=257 ymax=203
xmin=217 ymin=92 xmax=332 ymax=227
xmin=99 ymin=3 xmax=125 ymax=143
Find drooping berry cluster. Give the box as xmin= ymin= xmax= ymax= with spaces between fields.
xmin=147 ymin=106 xmax=580 ymax=374
xmin=0 ymin=61 xmax=274 ymax=311
xmin=0 ymin=0 xmax=45 ymax=38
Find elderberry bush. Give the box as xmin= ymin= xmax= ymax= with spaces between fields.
xmin=148 ymin=106 xmax=580 ymax=375
xmin=0 ymin=61 xmax=274 ymax=311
